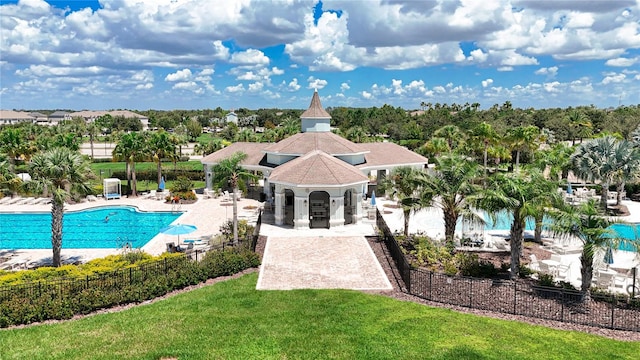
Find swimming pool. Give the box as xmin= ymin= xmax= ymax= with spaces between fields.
xmin=481 ymin=211 xmax=639 ymax=251
xmin=0 ymin=206 xmax=182 ymax=249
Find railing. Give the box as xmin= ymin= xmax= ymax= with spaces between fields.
xmin=250 ymin=209 xmax=263 ymax=251
xmin=376 ymin=210 xmax=640 ymax=332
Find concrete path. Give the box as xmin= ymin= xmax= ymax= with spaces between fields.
xmin=257 ymin=222 xmax=392 ymax=290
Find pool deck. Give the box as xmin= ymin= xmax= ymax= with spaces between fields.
xmin=0 ymin=194 xmax=262 ymax=267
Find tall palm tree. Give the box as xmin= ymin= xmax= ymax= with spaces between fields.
xmin=433 ymin=125 xmax=465 ymax=152
xmin=477 ymin=169 xmax=556 ymax=279
xmin=379 ymin=166 xmax=424 ymax=237
xmin=566 ymin=110 xmax=592 ymax=145
xmin=147 ymin=130 xmax=176 ymax=186
xmin=609 ymin=139 xmax=640 ymax=205
xmin=547 ymin=199 xmax=631 ymax=297
xmin=468 ymin=122 xmax=497 ymax=183
xmin=211 ymin=152 xmax=258 ymax=244
xmin=113 ymin=132 xmax=147 ymax=197
xmin=418 ymin=154 xmax=482 ymax=247
xmin=534 ymin=142 xmax=574 ymax=181
xmin=571 ymin=136 xmax=617 ymax=210
xmin=86 ymin=122 xmax=99 ymax=160
xmin=29 ymin=148 xmax=92 ymax=267
xmin=506 ymin=125 xmax=540 ymax=171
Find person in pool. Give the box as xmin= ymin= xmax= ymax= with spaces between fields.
xmin=104 ymin=216 xmax=109 ymax=223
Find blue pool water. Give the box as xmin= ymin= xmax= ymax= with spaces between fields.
xmin=481 ymin=211 xmax=639 ymax=251
xmin=0 ymin=206 xmax=182 ymax=249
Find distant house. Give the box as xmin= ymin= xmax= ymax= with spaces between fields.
xmin=48 ymin=111 xmax=72 ymax=125
xmin=225 ymin=111 xmax=238 ymax=125
xmin=0 ymin=110 xmax=35 ymax=125
xmin=69 ymin=110 xmax=150 ymax=130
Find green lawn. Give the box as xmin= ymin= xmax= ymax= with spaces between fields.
xmin=1 ymin=273 xmax=637 ymax=360
xmin=90 ymin=160 xmax=205 ymax=192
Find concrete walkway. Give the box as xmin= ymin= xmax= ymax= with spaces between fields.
xmin=256 ymin=222 xmax=392 ymax=291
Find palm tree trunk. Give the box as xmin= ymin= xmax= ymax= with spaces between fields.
xmin=617 ymin=182 xmax=625 ymax=206
xmin=509 ymin=215 xmax=525 ymax=279
xmin=483 ymin=145 xmax=488 ymax=187
xmin=534 ymin=214 xmax=543 ymax=244
xmin=51 ymin=200 xmax=64 ymax=267
xmin=131 ymin=162 xmax=137 ymax=197
xmin=580 ymin=247 xmax=593 ymax=300
xmin=444 ymin=210 xmax=457 ymax=247
xmin=157 ymin=161 xmax=162 ymax=186
xmin=233 ymin=186 xmax=239 ymax=244
xmin=600 ymin=182 xmax=609 ymax=210
xmin=90 ymin=135 xmax=94 ymax=160
xmin=403 ymin=209 xmax=410 ymax=237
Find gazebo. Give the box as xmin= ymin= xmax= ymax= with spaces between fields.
xmin=103 ymin=178 xmax=121 ymax=200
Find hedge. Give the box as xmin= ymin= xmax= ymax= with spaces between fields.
xmin=0 ymin=248 xmax=260 ymax=328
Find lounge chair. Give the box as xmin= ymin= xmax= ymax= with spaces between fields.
xmin=555 ymin=264 xmax=571 ymax=281
xmin=528 ymin=254 xmax=540 ymax=272
xmin=166 ymin=242 xmax=177 ymax=253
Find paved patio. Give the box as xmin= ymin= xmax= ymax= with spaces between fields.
xmin=256 ymin=235 xmax=392 ymax=291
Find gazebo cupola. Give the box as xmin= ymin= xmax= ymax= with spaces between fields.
xmin=300 ymin=89 xmax=331 ymax=133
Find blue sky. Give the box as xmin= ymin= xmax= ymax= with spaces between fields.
xmin=1 ymin=0 xmax=639 ymax=111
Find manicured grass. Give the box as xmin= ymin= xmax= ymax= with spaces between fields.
xmin=1 ymin=273 xmax=637 ymax=360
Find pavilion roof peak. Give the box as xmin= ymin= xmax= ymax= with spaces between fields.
xmin=301 ymin=90 xmax=330 ymax=119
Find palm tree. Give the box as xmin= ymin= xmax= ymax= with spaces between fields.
xmin=113 ymin=132 xmax=147 ymax=197
xmin=433 ymin=125 xmax=465 ymax=152
xmin=468 ymin=122 xmax=497 ymax=183
xmin=609 ymin=139 xmax=640 ymax=205
xmin=379 ymin=166 xmax=424 ymax=237
xmin=477 ymin=169 xmax=556 ymax=279
xmin=534 ymin=142 xmax=574 ymax=182
xmin=147 ymin=130 xmax=176 ymax=186
xmin=571 ymin=136 xmax=618 ymax=210
xmin=29 ymin=148 xmax=92 ymax=267
xmin=0 ymin=128 xmax=26 ymax=173
xmin=86 ymin=122 xmax=99 ymax=160
xmin=418 ymin=154 xmax=482 ymax=248
xmin=194 ymin=137 xmax=225 ymax=156
xmin=566 ymin=110 xmax=592 ymax=145
xmin=548 ymin=199 xmax=631 ymax=297
xmin=506 ymin=125 xmax=540 ymax=171
xmin=211 ymin=152 xmax=258 ymax=244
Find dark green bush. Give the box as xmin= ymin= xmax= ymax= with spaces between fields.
xmin=0 ymin=248 xmax=258 ymax=328
xmin=456 ymin=253 xmax=498 ymax=277
xmin=538 ymin=273 xmax=555 ymax=287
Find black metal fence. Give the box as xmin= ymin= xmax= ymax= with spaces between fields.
xmin=0 ymin=255 xmax=192 ymax=305
xmin=376 ymin=209 xmax=640 ymax=332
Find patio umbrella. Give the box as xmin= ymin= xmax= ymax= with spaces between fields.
xmin=159 ymin=176 xmax=166 ymax=191
xmin=567 ymin=181 xmax=573 ymax=195
xmin=370 ymin=191 xmax=376 ymax=206
xmin=160 ymin=223 xmax=197 ymax=243
xmin=604 ymin=246 xmax=614 ymax=267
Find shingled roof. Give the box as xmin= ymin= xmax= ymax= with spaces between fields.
xmin=265 ymin=132 xmax=366 ymax=156
xmin=357 ymin=142 xmax=429 ymax=169
xmin=269 ymin=150 xmax=368 ymax=186
xmin=200 ymin=142 xmax=270 ymax=167
xmin=300 ymin=90 xmax=331 ymax=118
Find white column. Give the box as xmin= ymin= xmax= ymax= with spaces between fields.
xmin=263 ymin=170 xmax=272 ymax=201
xmin=205 ymin=164 xmax=213 ymax=190
xmin=293 ymin=195 xmax=310 ymax=229
xmin=329 ymin=196 xmax=345 ymax=228
xmin=355 ymin=190 xmax=363 ymax=222
xmin=274 ymin=186 xmax=285 ymax=225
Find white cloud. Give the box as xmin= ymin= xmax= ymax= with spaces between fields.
xmin=230 ymin=49 xmax=270 ymax=65
xmin=225 ymin=84 xmax=245 ymax=93
xmin=482 ymin=79 xmax=494 ymax=87
xmin=248 ymin=82 xmax=264 ymax=92
xmin=340 ymin=82 xmax=350 ymax=91
xmin=287 ymin=78 xmax=301 ymax=91
xmin=307 ymin=76 xmax=328 ymax=90
xmin=361 ymin=90 xmax=372 ymax=99
xmin=602 ymin=73 xmax=626 ymax=84
xmin=165 ymin=69 xmax=192 ymax=82
xmin=606 ymin=57 xmax=638 ymax=67
xmin=534 ymin=66 xmax=558 ymax=77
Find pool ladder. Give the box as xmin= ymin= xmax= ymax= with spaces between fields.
xmin=171 ymin=200 xmax=182 ymax=214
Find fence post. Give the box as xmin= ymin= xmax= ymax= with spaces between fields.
xmin=469 ymin=278 xmax=473 ymax=308
xmin=560 ymin=288 xmax=564 ymax=322
xmin=129 ymin=267 xmax=133 ymax=286
xmin=611 ymin=294 xmax=616 ymax=329
xmin=428 ymin=271 xmax=432 ymax=299
xmin=513 ymin=281 xmax=517 ymax=314
xmin=86 ymin=275 xmax=90 ymax=289
xmin=164 ymin=257 xmax=168 ymax=274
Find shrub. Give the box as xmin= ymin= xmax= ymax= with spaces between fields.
xmin=455 ymin=253 xmax=498 ymax=278
xmin=200 ymin=248 xmax=261 ymax=278
xmin=219 ymin=219 xmax=255 ymax=243
xmin=538 ymin=273 xmax=555 ymax=287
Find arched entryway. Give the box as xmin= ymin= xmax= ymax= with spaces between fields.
xmin=285 ymin=189 xmax=295 ymax=226
xmin=309 ymin=191 xmax=329 ymax=229
xmin=344 ymin=189 xmax=354 ymax=225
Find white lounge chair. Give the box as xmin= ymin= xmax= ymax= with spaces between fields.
xmin=528 ymin=254 xmax=540 ymax=272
